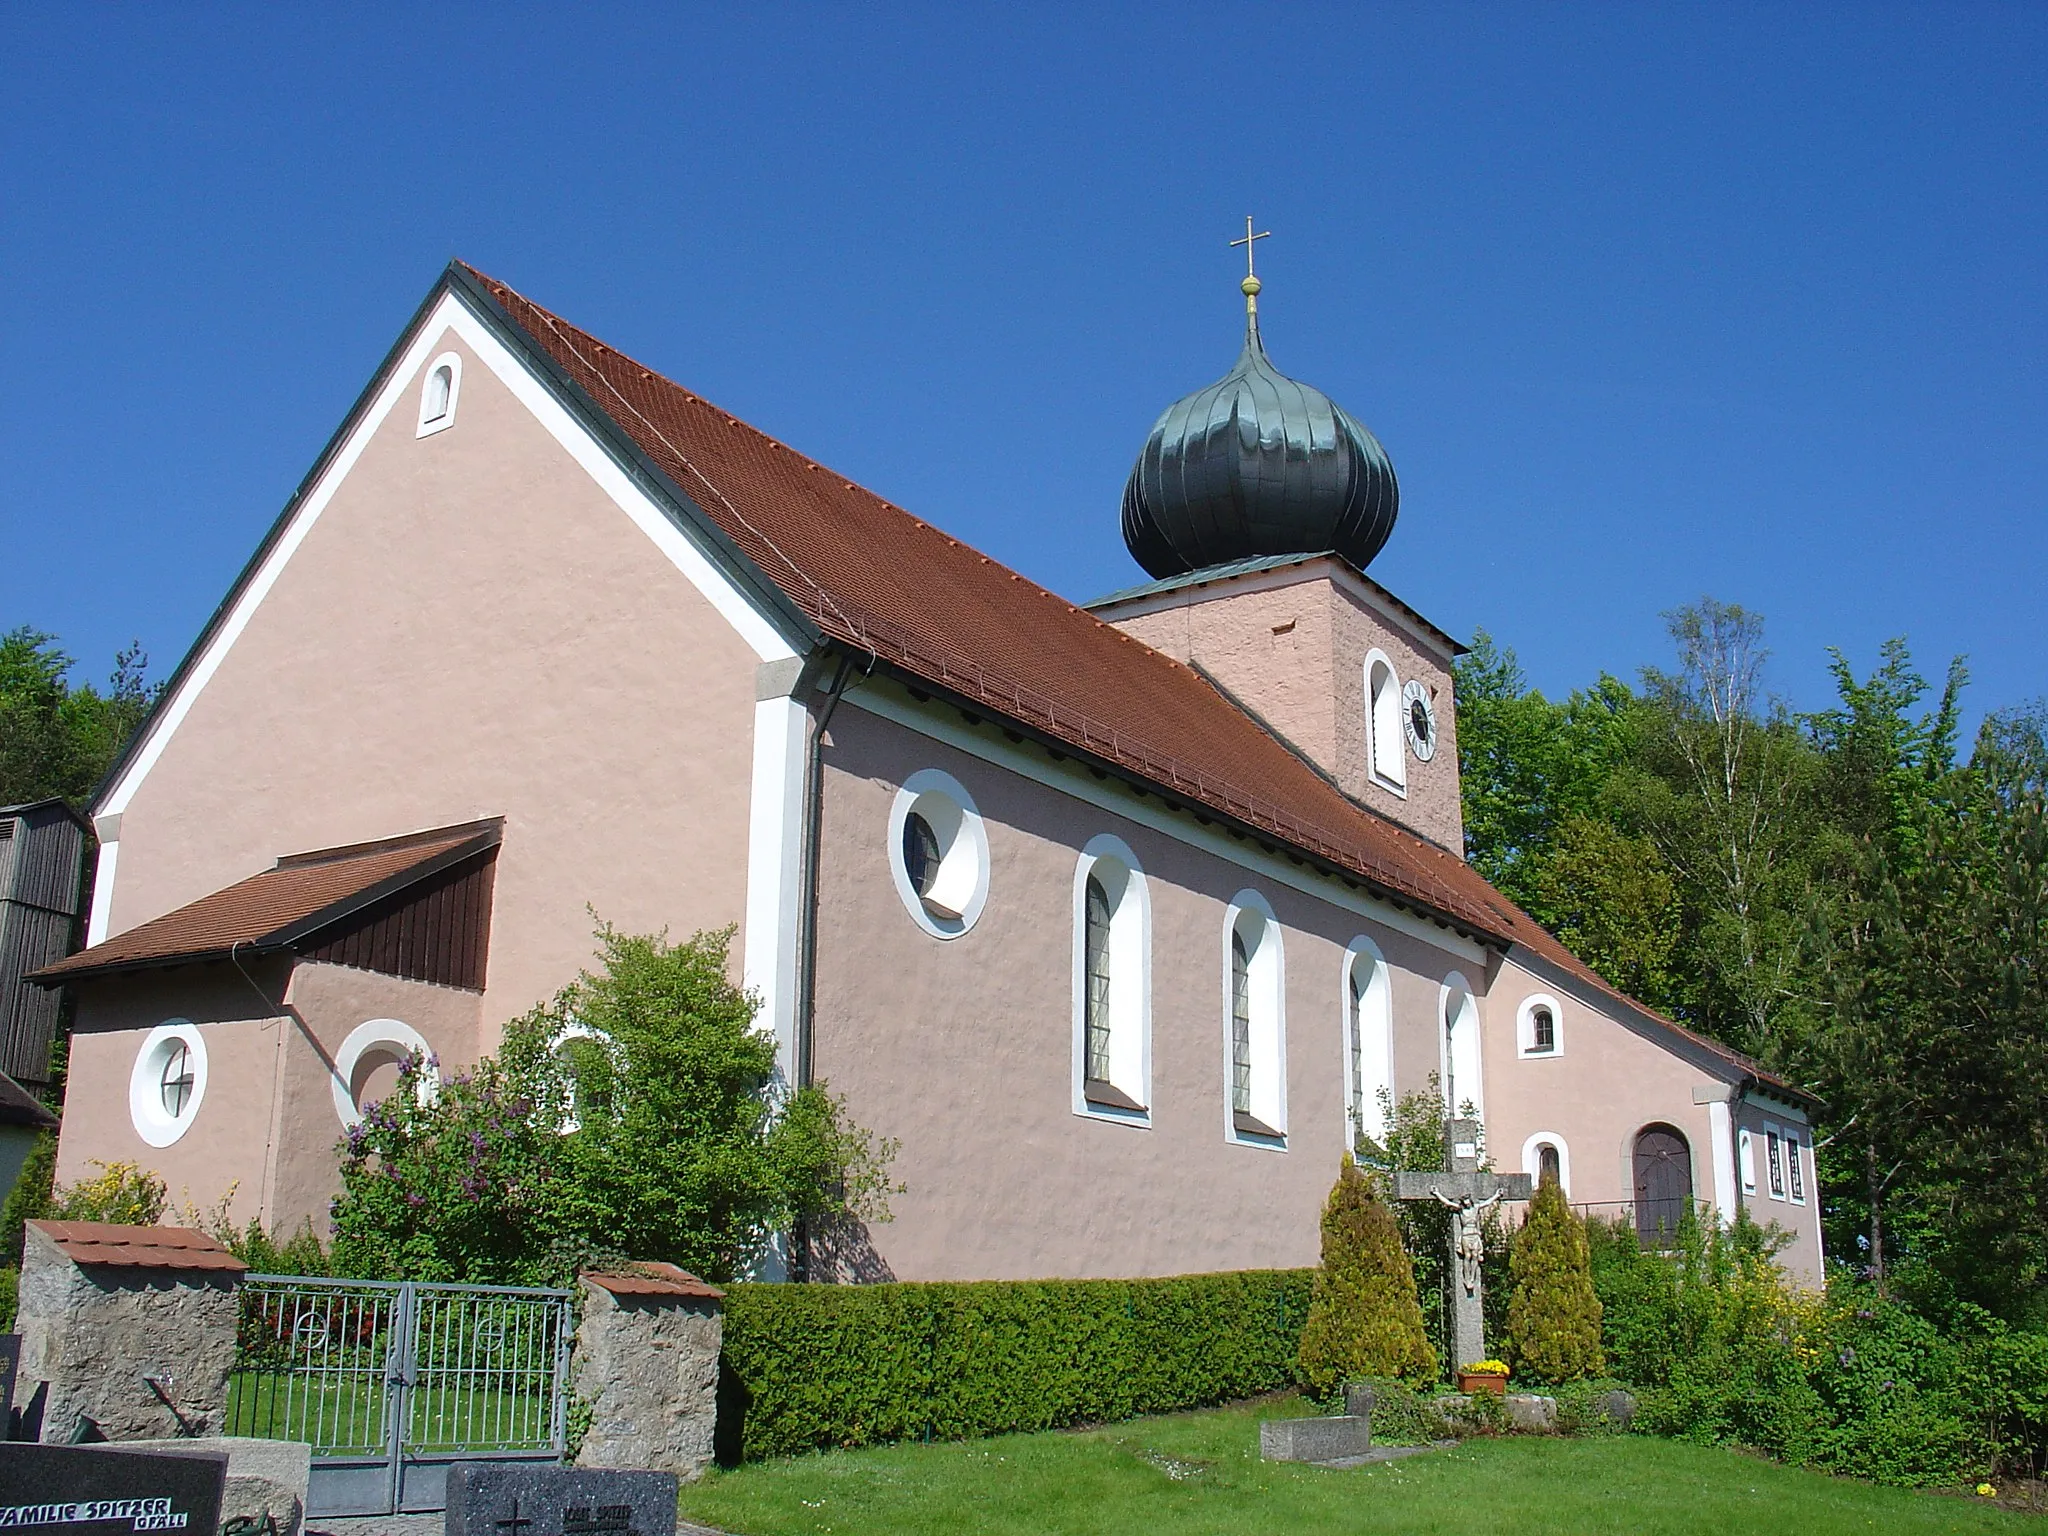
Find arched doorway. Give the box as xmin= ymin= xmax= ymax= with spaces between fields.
xmin=1633 ymin=1124 xmax=1693 ymax=1247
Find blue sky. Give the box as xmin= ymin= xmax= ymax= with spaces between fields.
xmin=5 ymin=5 xmax=2043 ymax=735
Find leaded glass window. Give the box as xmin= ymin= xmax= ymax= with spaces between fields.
xmin=1347 ymin=967 xmax=1366 ymax=1135
xmin=159 ymin=1041 xmax=194 ymax=1118
xmin=1231 ymin=931 xmax=1252 ymax=1113
xmin=1767 ymin=1130 xmax=1785 ymax=1197
xmin=902 ymin=812 xmax=940 ymax=897
xmin=1084 ymin=876 xmax=1112 ymax=1082
xmin=1540 ymin=1143 xmax=1561 ymax=1186
xmin=1788 ymin=1135 xmax=1804 ymax=1200
xmin=1532 ymin=1005 xmax=1555 ymax=1053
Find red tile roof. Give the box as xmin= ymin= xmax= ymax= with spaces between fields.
xmin=463 ymin=267 xmax=1800 ymax=1100
xmin=582 ymin=1262 xmax=724 ymax=1300
xmin=32 ymin=820 xmax=499 ymax=982
xmin=29 ymin=1221 xmax=247 ymax=1272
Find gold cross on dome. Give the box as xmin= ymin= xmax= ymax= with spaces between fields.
xmin=1230 ymin=216 xmax=1272 ymax=280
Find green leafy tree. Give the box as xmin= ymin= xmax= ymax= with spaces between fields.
xmin=331 ymin=924 xmax=896 ymax=1285
xmin=1504 ymin=1168 xmax=1604 ymax=1383
xmin=1295 ymin=1156 xmax=1436 ymax=1394
xmin=0 ymin=627 xmax=158 ymax=807
xmin=1529 ymin=814 xmax=1682 ymax=1007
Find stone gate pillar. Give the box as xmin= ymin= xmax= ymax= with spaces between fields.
xmin=15 ymin=1220 xmax=247 ymax=1442
xmin=572 ymin=1263 xmax=724 ymax=1480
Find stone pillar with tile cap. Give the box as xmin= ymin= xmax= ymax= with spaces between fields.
xmin=15 ymin=1220 xmax=247 ymax=1443
xmin=571 ymin=1262 xmax=724 ymax=1480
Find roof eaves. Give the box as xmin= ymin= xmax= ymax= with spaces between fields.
xmin=443 ymin=264 xmax=822 ymax=660
xmin=860 ymin=646 xmax=1505 ymax=952
xmin=263 ymin=828 xmax=500 ymax=949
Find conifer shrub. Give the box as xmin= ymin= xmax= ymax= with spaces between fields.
xmin=1505 ymin=1167 xmax=1606 ymax=1383
xmin=1295 ymin=1156 xmax=1436 ymax=1395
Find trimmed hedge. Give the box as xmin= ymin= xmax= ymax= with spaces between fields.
xmin=719 ymin=1269 xmax=1314 ymax=1460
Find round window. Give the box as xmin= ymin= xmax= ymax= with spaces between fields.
xmin=129 ymin=1022 xmax=207 ymax=1147
xmin=331 ymin=1019 xmax=439 ymax=1129
xmin=888 ymin=769 xmax=990 ymax=938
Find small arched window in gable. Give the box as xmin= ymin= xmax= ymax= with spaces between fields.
xmin=1365 ymin=651 xmax=1406 ymax=792
xmin=417 ymin=351 xmax=463 ymax=437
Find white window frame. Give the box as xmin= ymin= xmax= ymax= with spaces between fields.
xmin=332 ymin=1018 xmax=439 ymax=1129
xmin=1517 ymin=992 xmax=1564 ymax=1058
xmin=1072 ymin=834 xmax=1152 ymax=1126
xmin=129 ymin=1021 xmax=207 ymax=1148
xmin=1521 ymin=1131 xmax=1571 ymax=1198
xmin=1439 ymin=971 xmax=1484 ymax=1122
xmin=1786 ymin=1127 xmax=1807 ymax=1204
xmin=888 ymin=768 xmax=991 ymax=939
xmin=1342 ymin=936 xmax=1393 ymax=1149
xmin=1223 ymin=890 xmax=1287 ymax=1147
xmin=1763 ymin=1121 xmax=1788 ymax=1201
xmin=1364 ymin=650 xmax=1407 ymax=794
xmin=416 ymin=351 xmax=463 ymax=437
xmin=1738 ymin=1127 xmax=1757 ymax=1197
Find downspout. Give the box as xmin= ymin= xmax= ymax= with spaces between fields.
xmin=788 ymin=650 xmax=855 ymax=1283
xmin=794 ymin=651 xmax=856 ymax=1093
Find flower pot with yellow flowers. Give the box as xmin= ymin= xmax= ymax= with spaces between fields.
xmin=1457 ymin=1360 xmax=1510 ymax=1394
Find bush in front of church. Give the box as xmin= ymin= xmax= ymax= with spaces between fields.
xmin=1295 ymin=1156 xmax=1437 ymax=1395
xmin=1504 ymin=1166 xmax=1606 ymax=1383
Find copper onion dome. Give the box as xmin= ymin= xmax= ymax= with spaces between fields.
xmin=1120 ymin=265 xmax=1399 ymax=580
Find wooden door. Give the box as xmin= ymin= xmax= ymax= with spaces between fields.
xmin=1633 ymin=1125 xmax=1693 ymax=1247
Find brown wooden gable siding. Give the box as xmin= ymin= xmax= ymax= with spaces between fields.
xmin=301 ymin=849 xmax=496 ymax=991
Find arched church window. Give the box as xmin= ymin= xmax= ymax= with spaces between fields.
xmin=1440 ymin=972 xmax=1483 ymax=1120
xmin=1540 ymin=1143 xmax=1561 ymax=1185
xmin=1365 ymin=652 xmax=1406 ymax=791
xmin=1084 ymin=877 xmax=1112 ymax=1081
xmin=1225 ymin=894 xmax=1286 ymax=1144
xmin=1519 ymin=993 xmax=1563 ymax=1057
xmin=1344 ymin=938 xmax=1392 ymax=1150
xmin=888 ymin=769 xmax=990 ymax=937
xmin=331 ymin=1018 xmax=439 ymax=1130
xmin=1521 ymin=1131 xmax=1571 ymax=1197
xmin=1231 ymin=932 xmax=1252 ymax=1113
xmin=1074 ymin=836 xmax=1149 ymax=1120
xmin=416 ymin=351 xmax=462 ymax=437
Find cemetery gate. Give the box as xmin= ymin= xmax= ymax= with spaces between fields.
xmin=226 ymin=1274 xmax=574 ymax=1517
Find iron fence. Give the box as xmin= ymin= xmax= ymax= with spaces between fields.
xmin=226 ymin=1274 xmax=573 ymax=1517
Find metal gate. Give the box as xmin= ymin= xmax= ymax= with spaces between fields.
xmin=226 ymin=1274 xmax=573 ymax=1516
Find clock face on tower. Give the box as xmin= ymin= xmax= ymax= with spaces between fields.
xmin=1402 ymin=679 xmax=1437 ymax=762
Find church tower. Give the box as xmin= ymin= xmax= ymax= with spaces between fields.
xmin=1089 ymin=228 xmax=1465 ymax=853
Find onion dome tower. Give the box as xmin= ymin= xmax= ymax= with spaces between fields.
xmin=1121 ymin=226 xmax=1399 ymax=580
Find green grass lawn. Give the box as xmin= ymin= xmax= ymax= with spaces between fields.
xmin=677 ymin=1395 xmax=2032 ymax=1536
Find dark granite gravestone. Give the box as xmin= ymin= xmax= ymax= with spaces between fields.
xmin=444 ymin=1465 xmax=678 ymax=1536
xmin=0 ymin=1442 xmax=226 ymax=1534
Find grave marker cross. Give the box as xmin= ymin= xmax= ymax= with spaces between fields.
xmin=1391 ymin=1118 xmax=1532 ymax=1373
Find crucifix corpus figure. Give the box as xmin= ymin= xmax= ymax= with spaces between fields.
xmin=1392 ymin=1118 xmax=1533 ymax=1373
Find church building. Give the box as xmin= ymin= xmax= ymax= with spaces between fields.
xmin=35 ymin=258 xmax=1825 ymax=1284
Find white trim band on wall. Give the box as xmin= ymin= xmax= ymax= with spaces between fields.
xmin=332 ymin=1018 xmax=439 ymax=1129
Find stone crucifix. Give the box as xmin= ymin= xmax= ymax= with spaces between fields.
xmin=1392 ymin=1118 xmax=1533 ymax=1373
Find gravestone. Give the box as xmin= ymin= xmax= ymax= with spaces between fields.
xmin=0 ymin=1442 xmax=226 ymax=1534
xmin=1391 ymin=1119 xmax=1532 ymax=1373
xmin=86 ymin=1438 xmax=310 ymax=1536
xmin=0 ymin=1333 xmax=20 ymax=1431
xmin=444 ymin=1464 xmax=679 ymax=1536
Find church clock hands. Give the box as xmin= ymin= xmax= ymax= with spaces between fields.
xmin=1402 ymin=679 xmax=1437 ymax=762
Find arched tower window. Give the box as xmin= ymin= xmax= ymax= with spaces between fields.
xmin=1365 ymin=651 xmax=1406 ymax=791
xmin=1073 ymin=835 xmax=1150 ymax=1120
